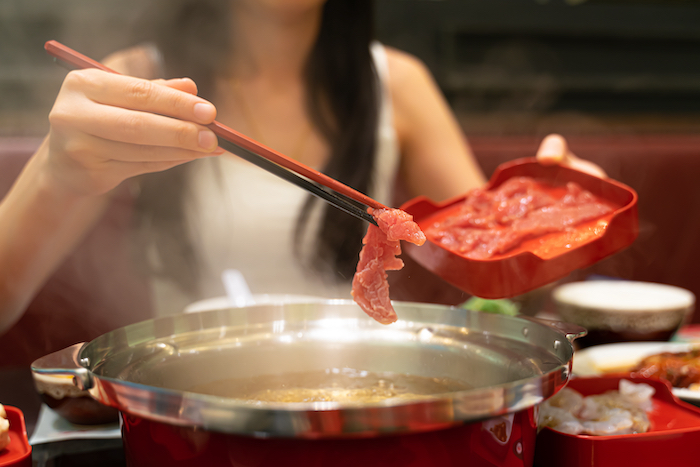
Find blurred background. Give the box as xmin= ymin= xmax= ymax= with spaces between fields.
xmin=2 ymin=0 xmax=700 ymax=308
xmin=2 ymin=0 xmax=700 ymax=137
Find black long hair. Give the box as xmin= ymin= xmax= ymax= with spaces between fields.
xmin=134 ymin=0 xmax=378 ymax=295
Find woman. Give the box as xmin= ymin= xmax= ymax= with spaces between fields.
xmin=0 ymin=0 xmax=600 ymax=352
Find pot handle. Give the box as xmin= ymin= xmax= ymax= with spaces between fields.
xmin=31 ymin=343 xmax=93 ymax=391
xmin=519 ymin=316 xmax=587 ymax=343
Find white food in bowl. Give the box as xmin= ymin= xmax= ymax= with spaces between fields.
xmin=553 ymin=280 xmax=695 ymax=333
xmin=554 ymin=281 xmax=695 ymax=312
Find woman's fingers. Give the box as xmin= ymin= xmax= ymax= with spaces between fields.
xmin=159 ymin=77 xmax=199 ymax=95
xmin=44 ymin=70 xmax=225 ymax=196
xmin=61 ymin=69 xmax=216 ymax=125
xmin=46 ymin=131 xmax=220 ymax=195
xmin=57 ymin=131 xmax=220 ymax=164
xmin=536 ymin=133 xmax=607 ymax=178
xmin=53 ymin=102 xmax=219 ymax=152
xmin=50 ymin=71 xmax=221 ymax=154
xmin=536 ymin=134 xmax=569 ymax=166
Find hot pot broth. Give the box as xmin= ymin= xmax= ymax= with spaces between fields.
xmin=188 ymin=368 xmax=472 ymax=403
xmin=107 ymin=336 xmax=544 ymax=398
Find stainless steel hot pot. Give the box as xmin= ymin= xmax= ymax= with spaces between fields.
xmin=32 ymin=301 xmax=584 ymax=467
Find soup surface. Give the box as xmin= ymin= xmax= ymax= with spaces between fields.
xmin=188 ymin=368 xmax=471 ymax=404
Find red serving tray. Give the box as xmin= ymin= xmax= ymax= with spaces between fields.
xmin=400 ymin=158 xmax=638 ymax=299
xmin=0 ymin=407 xmax=31 ymax=467
xmin=534 ymin=376 xmax=700 ymax=467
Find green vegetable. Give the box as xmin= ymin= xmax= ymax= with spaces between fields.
xmin=459 ymin=297 xmax=520 ymax=316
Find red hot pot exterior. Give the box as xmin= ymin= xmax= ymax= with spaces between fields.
xmin=31 ymin=301 xmax=584 ymax=466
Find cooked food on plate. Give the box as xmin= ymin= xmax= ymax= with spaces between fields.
xmin=575 ymin=343 xmax=700 ymax=394
xmin=631 ymin=349 xmax=700 ymax=390
xmin=0 ymin=404 xmax=9 ymax=451
xmin=539 ymin=379 xmax=654 ymax=436
xmin=352 ymin=207 xmax=425 ymax=324
xmin=426 ymin=177 xmax=613 ymax=259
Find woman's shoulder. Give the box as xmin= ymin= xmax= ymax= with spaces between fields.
xmin=383 ymin=46 xmax=442 ymax=111
xmin=383 ymin=46 xmax=436 ymax=91
xmin=101 ymin=43 xmax=164 ymax=79
xmin=382 ymin=46 xmax=445 ymax=136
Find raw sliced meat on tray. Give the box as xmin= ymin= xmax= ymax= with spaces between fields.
xmin=426 ymin=177 xmax=613 ymax=260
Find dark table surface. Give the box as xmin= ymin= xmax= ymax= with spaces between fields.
xmin=32 ymin=440 xmax=125 ymax=467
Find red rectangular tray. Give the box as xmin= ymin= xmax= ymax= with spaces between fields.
xmin=534 ymin=376 xmax=700 ymax=467
xmin=0 ymin=406 xmax=31 ymax=467
xmin=400 ymin=158 xmax=638 ymax=299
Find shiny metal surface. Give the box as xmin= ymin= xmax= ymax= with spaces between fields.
xmin=32 ymin=300 xmax=584 ymax=438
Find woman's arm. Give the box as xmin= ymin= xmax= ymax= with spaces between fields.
xmin=0 ymin=139 xmax=114 ymax=328
xmin=0 ymin=57 xmax=219 ymax=333
xmin=387 ymin=47 xmax=486 ymax=202
xmin=387 ymin=48 xmax=605 ymax=203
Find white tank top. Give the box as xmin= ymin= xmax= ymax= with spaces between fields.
xmin=151 ymin=43 xmax=400 ymax=315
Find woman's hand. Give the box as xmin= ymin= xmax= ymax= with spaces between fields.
xmin=0 ymin=70 xmax=222 ymax=329
xmin=44 ymin=69 xmax=222 ymax=196
xmin=535 ymin=134 xmax=606 ymax=178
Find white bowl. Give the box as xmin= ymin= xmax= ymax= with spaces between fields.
xmin=552 ymin=280 xmax=695 ymax=347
